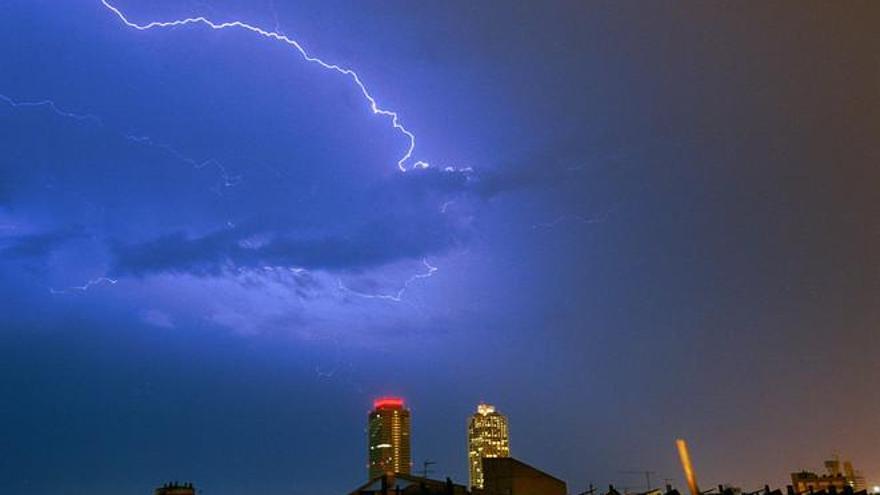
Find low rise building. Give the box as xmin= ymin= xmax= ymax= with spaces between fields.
xmin=481 ymin=457 xmax=566 ymax=495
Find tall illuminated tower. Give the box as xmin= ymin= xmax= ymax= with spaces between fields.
xmin=368 ymin=397 xmax=411 ymax=479
xmin=468 ymin=403 xmax=510 ymax=489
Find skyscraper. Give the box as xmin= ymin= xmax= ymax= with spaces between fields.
xmin=468 ymin=403 xmax=510 ymax=490
xmin=368 ymin=397 xmax=411 ymax=479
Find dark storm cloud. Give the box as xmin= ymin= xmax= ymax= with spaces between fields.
xmin=105 ymin=158 xmax=587 ymax=277
xmin=111 ymin=209 xmax=462 ymax=275
xmin=101 ymin=165 xmax=474 ymax=275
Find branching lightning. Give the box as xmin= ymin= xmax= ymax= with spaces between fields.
xmin=6 ymin=3 xmax=452 ymax=307
xmin=337 ymin=258 xmax=438 ymax=303
xmin=268 ymin=0 xmax=286 ymax=36
xmin=123 ymin=133 xmax=241 ymax=190
xmin=99 ymin=0 xmax=430 ymax=173
xmin=1 ymin=92 xmax=239 ymax=194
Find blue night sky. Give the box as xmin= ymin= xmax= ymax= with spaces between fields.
xmin=1 ymin=1 xmax=878 ymax=494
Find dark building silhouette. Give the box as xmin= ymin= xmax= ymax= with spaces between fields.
xmin=480 ymin=457 xmax=566 ymax=495
xmin=786 ymin=484 xmax=867 ymax=495
xmin=154 ymin=482 xmax=195 ymax=495
xmin=350 ymin=473 xmax=469 ymax=495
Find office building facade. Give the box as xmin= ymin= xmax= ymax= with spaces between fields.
xmin=368 ymin=397 xmax=411 ymax=479
xmin=467 ymin=403 xmax=510 ymax=489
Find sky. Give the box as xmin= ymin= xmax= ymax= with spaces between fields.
xmin=1 ymin=1 xmax=879 ymax=494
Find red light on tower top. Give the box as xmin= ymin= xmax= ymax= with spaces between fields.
xmin=373 ymin=396 xmax=405 ymax=409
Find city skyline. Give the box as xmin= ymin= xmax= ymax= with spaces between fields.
xmin=1 ymin=1 xmax=878 ymax=494
xmin=357 ymin=397 xmax=878 ymax=495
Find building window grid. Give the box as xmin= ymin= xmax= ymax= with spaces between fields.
xmin=468 ymin=406 xmax=510 ymax=490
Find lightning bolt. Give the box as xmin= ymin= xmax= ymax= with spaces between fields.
xmin=0 ymin=93 xmax=102 ymax=124
xmin=1 ymin=92 xmax=239 ymax=194
xmin=337 ymin=258 xmax=438 ymax=303
xmin=530 ymin=207 xmax=617 ymax=231
xmin=123 ymin=133 xmax=241 ymax=190
xmin=268 ymin=0 xmax=286 ymax=36
xmin=49 ymin=276 xmax=118 ymax=295
xmin=99 ymin=0 xmax=430 ymax=173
